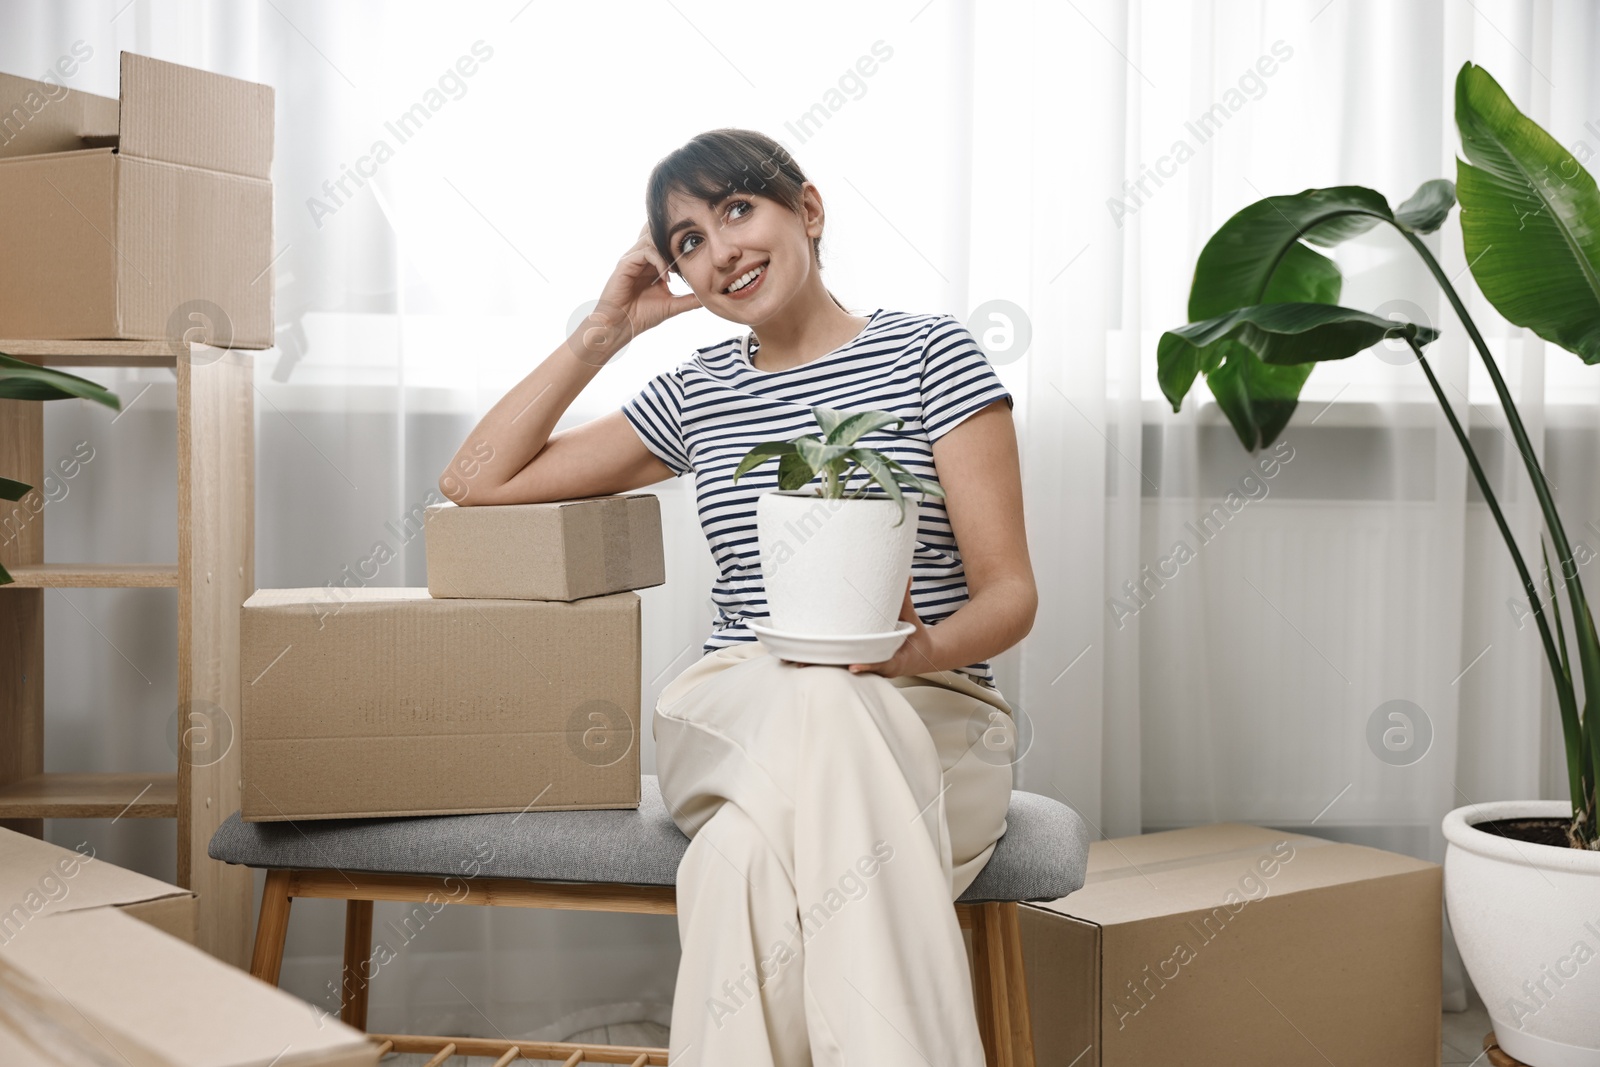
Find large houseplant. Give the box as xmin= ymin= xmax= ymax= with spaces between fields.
xmin=733 ymin=404 xmax=943 ymax=637
xmin=0 ymin=353 xmax=120 ymax=585
xmin=1157 ymin=63 xmax=1599 ymax=1063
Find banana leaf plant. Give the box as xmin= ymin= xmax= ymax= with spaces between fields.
xmin=0 ymin=353 xmax=121 ymax=585
xmin=731 ymin=404 xmax=944 ymax=528
xmin=1158 ymin=62 xmax=1600 ymax=849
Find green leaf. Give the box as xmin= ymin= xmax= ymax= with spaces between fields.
xmin=1164 ymin=302 xmax=1438 ymax=368
xmin=882 ymin=456 xmax=946 ymax=499
xmin=0 ymin=476 xmax=30 ymax=501
xmin=812 ymin=406 xmax=851 ymax=439
xmin=847 ymin=449 xmax=910 ymax=526
xmin=731 ymin=441 xmax=797 ymax=483
xmin=1187 ymin=186 xmax=1394 ymax=321
xmin=1455 ymin=61 xmax=1600 ymax=363
xmin=1203 ymin=344 xmax=1315 ymax=451
xmin=1394 ymin=179 xmax=1457 ymax=233
xmin=777 ymin=451 xmax=816 ymax=490
xmin=1156 ymin=330 xmax=1205 ymax=410
xmin=793 ymin=435 xmax=852 ymax=474
xmin=826 ymin=409 xmax=904 ymax=448
xmin=1160 ymin=303 xmax=1437 ymax=451
xmin=0 ymin=353 xmax=121 ymax=409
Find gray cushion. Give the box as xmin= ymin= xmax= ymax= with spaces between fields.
xmin=209 ymin=776 xmax=1091 ymax=904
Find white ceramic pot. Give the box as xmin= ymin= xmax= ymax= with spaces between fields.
xmin=756 ymin=488 xmax=921 ymax=635
xmin=1443 ymin=800 xmax=1600 ymax=1066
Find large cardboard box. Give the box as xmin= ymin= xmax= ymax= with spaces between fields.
xmin=1020 ymin=823 xmax=1441 ymax=1066
xmin=0 ymin=51 xmax=274 ymax=346
xmin=0 ymin=905 xmax=376 ymax=1066
xmin=0 ymin=827 xmax=197 ymax=948
xmin=241 ymin=587 xmax=642 ymax=821
xmin=424 ymin=494 xmax=666 ymax=601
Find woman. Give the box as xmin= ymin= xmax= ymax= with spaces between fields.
xmin=440 ymin=128 xmax=1036 ymax=1066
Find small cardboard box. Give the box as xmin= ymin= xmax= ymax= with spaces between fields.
xmin=241 ymin=587 xmax=642 ymax=821
xmin=1020 ymin=823 xmax=1441 ymax=1066
xmin=0 ymin=51 xmax=274 ymax=346
xmin=424 ymin=494 xmax=666 ymax=601
xmin=0 ymin=905 xmax=376 ymax=1066
xmin=0 ymin=827 xmax=197 ymax=949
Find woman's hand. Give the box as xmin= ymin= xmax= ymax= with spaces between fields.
xmin=573 ymin=223 xmax=702 ymax=365
xmin=782 ymin=577 xmax=935 ymax=679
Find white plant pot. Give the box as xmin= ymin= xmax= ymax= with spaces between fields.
xmin=756 ymin=489 xmax=921 ymax=636
xmin=1443 ymin=800 xmax=1600 ymax=1066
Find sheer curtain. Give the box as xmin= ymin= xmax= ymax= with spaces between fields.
xmin=11 ymin=0 xmax=1597 ymax=1037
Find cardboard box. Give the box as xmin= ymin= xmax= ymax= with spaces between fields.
xmin=0 ymin=827 xmax=197 ymax=948
xmin=241 ymin=587 xmax=642 ymax=821
xmin=424 ymin=494 xmax=666 ymax=601
xmin=0 ymin=51 xmax=274 ymax=346
xmin=0 ymin=905 xmax=376 ymax=1066
xmin=1020 ymin=823 xmax=1441 ymax=1066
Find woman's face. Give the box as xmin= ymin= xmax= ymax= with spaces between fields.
xmin=662 ymin=184 xmax=822 ymax=323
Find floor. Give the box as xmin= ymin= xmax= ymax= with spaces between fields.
xmin=383 ymin=997 xmax=1494 ymax=1065
xmin=1443 ymin=986 xmax=1495 ymax=1066
xmin=384 ymin=1019 xmax=670 ymax=1065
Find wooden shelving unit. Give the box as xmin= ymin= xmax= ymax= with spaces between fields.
xmin=0 ymin=338 xmax=255 ymax=968
xmin=0 ymin=772 xmax=178 ymax=818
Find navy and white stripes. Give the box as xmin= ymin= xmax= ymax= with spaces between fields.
xmin=622 ymin=308 xmax=1014 ymax=691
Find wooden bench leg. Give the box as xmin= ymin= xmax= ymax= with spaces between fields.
xmin=981 ymin=902 xmax=1017 ymax=1066
xmin=250 ymin=869 xmax=293 ymax=985
xmin=972 ymin=906 xmax=999 ymax=1065
xmin=998 ymin=902 xmax=1036 ymax=1067
xmin=341 ymin=899 xmax=374 ymax=1030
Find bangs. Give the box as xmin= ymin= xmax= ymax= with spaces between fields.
xmin=646 ymin=129 xmax=804 ymax=267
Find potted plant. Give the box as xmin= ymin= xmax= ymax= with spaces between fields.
xmin=733 ymin=404 xmax=943 ymax=655
xmin=0 ymin=353 xmax=120 ymax=585
xmin=1157 ymin=63 xmax=1599 ymax=1063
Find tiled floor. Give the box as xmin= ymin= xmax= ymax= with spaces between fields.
xmin=1443 ymin=986 xmax=1495 ymax=1066
xmin=386 ymin=1002 xmax=1495 ymax=1065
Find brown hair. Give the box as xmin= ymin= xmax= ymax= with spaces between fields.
xmin=646 ymin=128 xmax=849 ymax=312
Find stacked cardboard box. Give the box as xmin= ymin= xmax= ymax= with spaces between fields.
xmin=1019 ymin=822 xmax=1442 ymax=1065
xmin=240 ymin=494 xmax=665 ymax=821
xmin=0 ymin=51 xmax=275 ymax=346
xmin=0 ymin=829 xmax=375 ymax=1066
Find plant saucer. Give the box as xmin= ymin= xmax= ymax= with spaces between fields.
xmin=749 ymin=620 xmax=915 ymax=666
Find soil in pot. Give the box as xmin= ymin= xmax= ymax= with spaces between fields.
xmin=1472 ymin=816 xmax=1575 ymax=849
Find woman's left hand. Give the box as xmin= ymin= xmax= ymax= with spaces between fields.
xmin=785 ymin=577 xmax=934 ymax=679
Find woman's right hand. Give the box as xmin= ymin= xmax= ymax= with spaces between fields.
xmin=575 ymin=223 xmax=703 ymax=363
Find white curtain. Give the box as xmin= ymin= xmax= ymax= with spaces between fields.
xmin=12 ymin=0 xmax=1598 ymax=1038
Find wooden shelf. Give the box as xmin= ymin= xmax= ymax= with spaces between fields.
xmin=0 ymin=339 xmax=179 ymax=368
xmin=0 ymin=341 xmax=255 ymax=967
xmin=3 ymin=564 xmax=180 ymax=588
xmin=0 ymin=772 xmax=178 ymax=819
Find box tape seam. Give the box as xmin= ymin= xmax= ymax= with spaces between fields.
xmin=1082 ymin=835 xmax=1333 ymax=885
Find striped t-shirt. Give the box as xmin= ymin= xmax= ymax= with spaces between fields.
xmin=621 ymin=308 xmax=1014 ymax=691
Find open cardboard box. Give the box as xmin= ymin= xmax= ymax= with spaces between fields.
xmin=1019 ymin=823 xmax=1442 ymax=1065
xmin=0 ymin=831 xmax=371 ymax=1064
xmin=424 ymin=494 xmax=667 ymax=601
xmin=0 ymin=827 xmax=196 ymax=948
xmin=241 ymin=587 xmax=643 ymax=821
xmin=0 ymin=906 xmax=376 ymax=1066
xmin=0 ymin=51 xmax=274 ymax=345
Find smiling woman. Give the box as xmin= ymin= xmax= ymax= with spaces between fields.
xmin=438 ymin=121 xmax=1033 ymax=1063
xmin=602 ymin=127 xmax=1036 ymax=1064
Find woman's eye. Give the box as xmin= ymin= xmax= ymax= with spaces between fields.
xmin=676 ymin=201 xmax=751 ymax=255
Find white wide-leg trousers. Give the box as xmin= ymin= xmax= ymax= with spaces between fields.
xmin=652 ymin=641 xmax=1018 ymax=1066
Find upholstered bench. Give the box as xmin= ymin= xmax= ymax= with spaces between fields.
xmin=210 ymin=774 xmax=1090 ymax=1067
